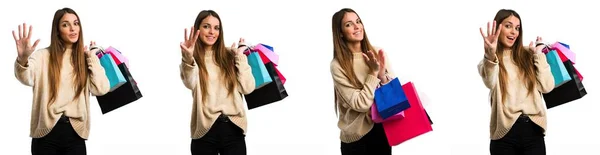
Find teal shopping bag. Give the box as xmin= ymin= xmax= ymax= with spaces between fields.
xmin=546 ymin=50 xmax=571 ymax=88
xmin=98 ymin=53 xmax=127 ymax=92
xmin=247 ymin=51 xmax=272 ymax=89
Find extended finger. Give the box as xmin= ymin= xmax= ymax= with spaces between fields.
xmin=27 ymin=25 xmax=33 ymax=40
xmin=184 ymin=28 xmax=188 ymax=42
xmin=189 ymin=26 xmax=195 ymax=41
xmin=32 ymin=39 xmax=40 ymax=49
xmin=479 ymin=27 xmax=487 ymax=40
xmin=18 ymin=24 xmax=23 ymax=39
xmin=487 ymin=22 xmax=491 ymax=36
xmin=12 ymin=30 xmax=18 ymax=42
xmin=192 ymin=29 xmax=200 ymax=44
xmin=494 ymin=23 xmax=503 ymax=39
xmin=491 ymin=21 xmax=497 ymax=37
xmin=378 ymin=49 xmax=385 ymax=65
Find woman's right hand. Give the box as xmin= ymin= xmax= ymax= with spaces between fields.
xmin=479 ymin=20 xmax=502 ymax=59
xmin=12 ymin=23 xmax=40 ymax=63
xmin=180 ymin=26 xmax=200 ymax=60
xmin=362 ymin=50 xmax=380 ymax=76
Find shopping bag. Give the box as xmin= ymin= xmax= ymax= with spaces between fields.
xmin=551 ymin=42 xmax=576 ymax=64
xmin=542 ymin=60 xmax=587 ymax=109
xmin=247 ymin=51 xmax=272 ymax=89
xmin=371 ymin=102 xmax=405 ymax=123
xmin=96 ymin=63 xmax=143 ymax=114
xmin=244 ymin=62 xmax=288 ymax=109
xmin=374 ymin=77 xmax=411 ymax=120
xmin=97 ymin=52 xmax=126 ymax=92
xmin=104 ymin=46 xmax=129 ymax=67
xmin=254 ymin=43 xmax=279 ymax=66
xmin=546 ymin=50 xmax=572 ymax=87
xmin=382 ymin=82 xmax=433 ymax=146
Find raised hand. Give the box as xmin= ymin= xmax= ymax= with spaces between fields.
xmin=12 ymin=23 xmax=40 ymax=61
xmin=528 ymin=36 xmax=544 ymax=54
xmin=362 ymin=50 xmax=380 ymax=75
xmin=230 ymin=38 xmax=247 ymax=55
xmin=180 ymin=26 xmax=200 ymax=59
xmin=479 ymin=20 xmax=502 ymax=57
xmin=86 ymin=41 xmax=97 ymax=55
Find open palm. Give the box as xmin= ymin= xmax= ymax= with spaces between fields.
xmin=12 ymin=23 xmax=40 ymax=59
xmin=180 ymin=26 xmax=200 ymax=59
xmin=479 ymin=20 xmax=502 ymax=55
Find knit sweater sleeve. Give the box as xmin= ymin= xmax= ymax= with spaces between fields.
xmin=533 ymin=53 xmax=555 ymax=93
xmin=180 ymin=54 xmax=198 ymax=90
xmin=331 ymin=60 xmax=381 ymax=113
xmin=14 ymin=49 xmax=44 ymax=87
xmin=86 ymin=51 xmax=110 ymax=96
xmin=478 ymin=53 xmax=499 ymax=90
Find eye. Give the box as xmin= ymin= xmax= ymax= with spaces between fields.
xmin=357 ymin=19 xmax=362 ymax=24
xmin=345 ymin=23 xmax=351 ymax=27
xmin=74 ymin=21 xmax=79 ymax=26
xmin=215 ymin=26 xmax=220 ymax=30
xmin=202 ymin=25 xmax=210 ymax=29
xmin=62 ymin=23 xmax=68 ymax=27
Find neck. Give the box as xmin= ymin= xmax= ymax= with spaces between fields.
xmin=65 ymin=43 xmax=73 ymax=49
xmin=346 ymin=41 xmax=362 ymax=53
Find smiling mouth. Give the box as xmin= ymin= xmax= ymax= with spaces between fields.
xmin=353 ymin=31 xmax=361 ymax=35
xmin=507 ymin=36 xmax=515 ymax=41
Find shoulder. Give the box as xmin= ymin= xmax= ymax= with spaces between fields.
xmin=330 ymin=58 xmax=341 ymax=70
xmin=30 ymin=47 xmax=50 ymax=58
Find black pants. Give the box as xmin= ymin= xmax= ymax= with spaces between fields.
xmin=191 ymin=114 xmax=246 ymax=155
xmin=490 ymin=114 xmax=546 ymax=155
xmin=341 ymin=123 xmax=391 ymax=155
xmin=31 ymin=115 xmax=86 ymax=155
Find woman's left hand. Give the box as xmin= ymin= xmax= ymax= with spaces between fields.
xmin=528 ymin=36 xmax=545 ymax=54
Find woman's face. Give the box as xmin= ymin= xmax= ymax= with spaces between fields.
xmin=341 ymin=12 xmax=364 ymax=43
xmin=199 ymin=15 xmax=220 ymax=46
xmin=498 ymin=15 xmax=520 ymax=48
xmin=59 ymin=13 xmax=80 ymax=45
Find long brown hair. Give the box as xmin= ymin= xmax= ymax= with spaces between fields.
xmin=47 ymin=7 xmax=88 ymax=105
xmin=494 ymin=9 xmax=537 ymax=102
xmin=192 ymin=10 xmax=238 ymax=102
xmin=332 ymin=8 xmax=376 ymax=115
xmin=332 ymin=8 xmax=376 ymax=89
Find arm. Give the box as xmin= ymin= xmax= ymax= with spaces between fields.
xmin=234 ymin=52 xmax=256 ymax=95
xmin=331 ymin=60 xmax=381 ymax=113
xmin=477 ymin=53 xmax=500 ymax=89
xmin=86 ymin=51 xmax=110 ymax=96
xmin=14 ymin=49 xmax=43 ymax=86
xmin=533 ymin=53 xmax=555 ymax=93
xmin=180 ymin=55 xmax=198 ymax=90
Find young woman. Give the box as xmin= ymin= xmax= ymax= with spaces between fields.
xmin=179 ymin=10 xmax=255 ymax=155
xmin=13 ymin=7 xmax=110 ymax=155
xmin=330 ymin=8 xmax=395 ymax=155
xmin=478 ymin=9 xmax=555 ymax=155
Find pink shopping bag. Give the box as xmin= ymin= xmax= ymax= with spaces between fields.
xmin=275 ymin=67 xmax=286 ymax=85
xmin=382 ymin=81 xmax=433 ymax=146
xmin=551 ymin=42 xmax=576 ymax=64
xmin=254 ymin=43 xmax=279 ymax=66
xmin=371 ymin=102 xmax=405 ymax=123
xmin=104 ymin=46 xmax=130 ymax=67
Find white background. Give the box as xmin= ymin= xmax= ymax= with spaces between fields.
xmin=1 ymin=0 xmax=598 ymax=154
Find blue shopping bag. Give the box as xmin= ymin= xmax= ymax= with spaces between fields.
xmin=247 ymin=51 xmax=272 ymax=89
xmin=546 ymin=50 xmax=572 ymax=87
xmin=375 ymin=77 xmax=411 ymax=120
xmin=98 ymin=52 xmax=127 ymax=92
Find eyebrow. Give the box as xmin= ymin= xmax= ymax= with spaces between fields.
xmin=505 ymin=21 xmax=520 ymax=26
xmin=60 ymin=20 xmax=78 ymax=23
